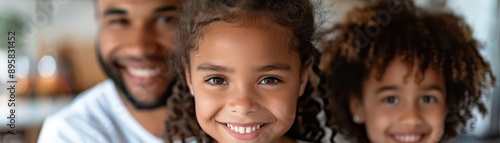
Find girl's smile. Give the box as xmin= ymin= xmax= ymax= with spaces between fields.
xmin=350 ymin=57 xmax=446 ymax=143
xmin=218 ymin=122 xmax=270 ymax=140
xmin=185 ymin=20 xmax=308 ymax=143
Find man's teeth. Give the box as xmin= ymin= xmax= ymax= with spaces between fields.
xmin=393 ymin=134 xmax=422 ymax=142
xmin=128 ymin=67 xmax=160 ymax=78
xmin=226 ymin=124 xmax=264 ymax=134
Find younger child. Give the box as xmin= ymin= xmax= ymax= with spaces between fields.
xmin=321 ymin=0 xmax=496 ymax=142
xmin=165 ymin=0 xmax=328 ymax=142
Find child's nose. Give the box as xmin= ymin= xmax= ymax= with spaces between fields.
xmin=398 ymin=106 xmax=424 ymax=126
xmin=227 ymin=87 xmax=259 ymax=115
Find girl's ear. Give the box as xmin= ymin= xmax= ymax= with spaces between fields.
xmin=299 ymin=60 xmax=313 ymax=97
xmin=298 ymin=70 xmax=309 ymax=97
xmin=184 ymin=65 xmax=194 ymax=96
xmin=350 ymin=96 xmax=366 ymax=124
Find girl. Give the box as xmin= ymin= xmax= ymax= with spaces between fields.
xmin=321 ymin=0 xmax=496 ymax=143
xmin=165 ymin=0 xmax=329 ymax=142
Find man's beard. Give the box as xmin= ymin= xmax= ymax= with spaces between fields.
xmin=95 ymin=45 xmax=175 ymax=110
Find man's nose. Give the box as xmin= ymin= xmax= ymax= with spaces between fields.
xmin=125 ymin=25 xmax=159 ymax=55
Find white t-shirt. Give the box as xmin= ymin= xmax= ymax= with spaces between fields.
xmin=37 ymin=80 xmax=163 ymax=143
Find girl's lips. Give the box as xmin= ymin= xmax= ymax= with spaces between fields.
xmin=390 ymin=133 xmax=426 ymax=143
xmin=219 ymin=122 xmax=270 ymax=140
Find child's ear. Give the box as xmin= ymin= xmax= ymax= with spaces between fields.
xmin=298 ymin=65 xmax=311 ymax=97
xmin=350 ymin=96 xmax=366 ymax=124
xmin=184 ymin=65 xmax=194 ymax=96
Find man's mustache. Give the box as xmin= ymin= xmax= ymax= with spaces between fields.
xmin=113 ymin=55 xmax=166 ymax=63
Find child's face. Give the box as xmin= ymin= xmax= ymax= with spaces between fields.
xmin=350 ymin=57 xmax=447 ymax=143
xmin=185 ymin=21 xmax=308 ymax=143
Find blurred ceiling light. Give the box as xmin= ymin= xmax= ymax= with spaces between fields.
xmin=38 ymin=55 xmax=57 ymax=78
xmin=17 ymin=56 xmax=30 ymax=78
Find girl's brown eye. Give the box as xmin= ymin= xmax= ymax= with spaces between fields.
xmin=205 ymin=77 xmax=227 ymax=85
xmin=259 ymin=77 xmax=281 ymax=85
xmin=383 ymin=96 xmax=399 ymax=104
xmin=420 ymin=96 xmax=436 ymax=104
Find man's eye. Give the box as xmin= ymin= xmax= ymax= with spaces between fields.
xmin=420 ymin=96 xmax=437 ymax=104
xmin=383 ymin=96 xmax=399 ymax=104
xmin=109 ymin=18 xmax=129 ymax=25
xmin=205 ymin=77 xmax=227 ymax=85
xmin=156 ymin=16 xmax=175 ymax=24
xmin=259 ymin=77 xmax=281 ymax=85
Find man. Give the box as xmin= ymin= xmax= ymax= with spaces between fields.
xmin=38 ymin=0 xmax=182 ymax=142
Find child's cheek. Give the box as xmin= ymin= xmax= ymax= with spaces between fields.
xmin=424 ymin=105 xmax=446 ymax=142
xmin=366 ymin=106 xmax=394 ymax=142
xmin=194 ymin=89 xmax=226 ymax=121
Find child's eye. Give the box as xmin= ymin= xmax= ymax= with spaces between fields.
xmin=420 ymin=96 xmax=436 ymax=104
xmin=259 ymin=77 xmax=281 ymax=85
xmin=205 ymin=77 xmax=228 ymax=85
xmin=383 ymin=96 xmax=399 ymax=104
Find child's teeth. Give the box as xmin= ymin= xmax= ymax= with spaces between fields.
xmin=245 ymin=127 xmax=252 ymax=133
xmin=393 ymin=134 xmax=422 ymax=142
xmin=238 ymin=127 xmax=245 ymax=134
xmin=226 ymin=123 xmax=263 ymax=134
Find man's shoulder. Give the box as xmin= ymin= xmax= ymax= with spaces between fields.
xmin=38 ymin=80 xmax=120 ymax=143
xmin=54 ymin=80 xmax=115 ymax=118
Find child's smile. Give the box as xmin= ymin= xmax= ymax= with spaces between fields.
xmin=218 ymin=122 xmax=269 ymax=140
xmin=185 ymin=20 xmax=308 ymax=143
xmin=387 ymin=128 xmax=431 ymax=143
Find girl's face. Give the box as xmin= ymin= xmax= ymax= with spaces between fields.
xmin=185 ymin=21 xmax=308 ymax=143
xmin=350 ymin=57 xmax=447 ymax=143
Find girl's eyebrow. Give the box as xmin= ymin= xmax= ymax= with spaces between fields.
xmin=196 ymin=63 xmax=233 ymax=73
xmin=195 ymin=63 xmax=291 ymax=73
xmin=421 ymin=85 xmax=445 ymax=94
xmin=375 ymin=86 xmax=398 ymax=95
xmin=256 ymin=63 xmax=292 ymax=72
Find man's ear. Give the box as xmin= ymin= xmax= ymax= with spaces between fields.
xmin=93 ymin=0 xmax=101 ymax=24
xmin=95 ymin=15 xmax=100 ymax=24
xmin=184 ymin=65 xmax=194 ymax=96
xmin=350 ymin=96 xmax=366 ymax=124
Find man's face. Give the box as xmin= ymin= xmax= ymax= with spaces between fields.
xmin=96 ymin=0 xmax=181 ymax=107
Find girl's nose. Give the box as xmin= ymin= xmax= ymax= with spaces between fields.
xmin=398 ymin=105 xmax=424 ymax=127
xmin=227 ymin=87 xmax=259 ymax=115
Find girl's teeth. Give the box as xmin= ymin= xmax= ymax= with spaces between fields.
xmin=226 ymin=123 xmax=264 ymax=134
xmin=238 ymin=127 xmax=245 ymax=134
xmin=393 ymin=134 xmax=422 ymax=142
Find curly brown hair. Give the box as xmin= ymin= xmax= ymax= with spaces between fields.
xmin=320 ymin=0 xmax=496 ymax=143
xmin=165 ymin=0 xmax=331 ymax=142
